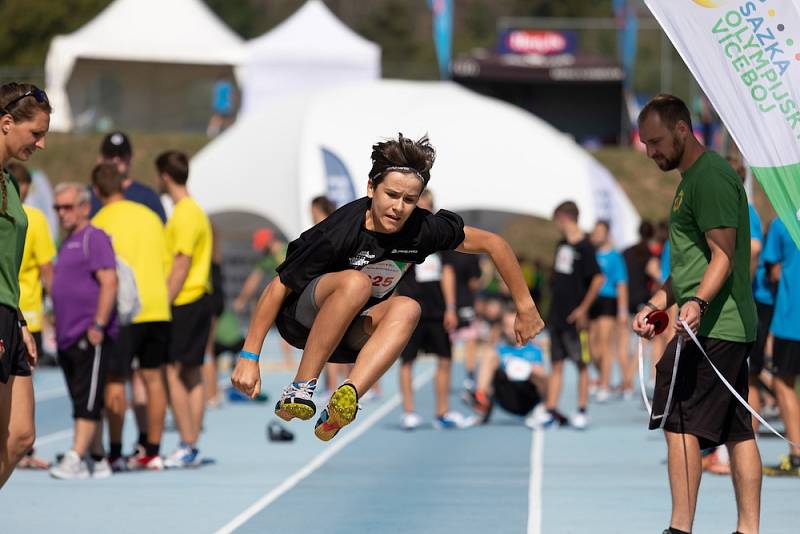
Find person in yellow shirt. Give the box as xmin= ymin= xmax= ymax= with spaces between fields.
xmin=91 ymin=163 xmax=171 ymax=471
xmin=157 ymin=151 xmax=213 ymax=468
xmin=8 ymin=163 xmax=55 ymax=363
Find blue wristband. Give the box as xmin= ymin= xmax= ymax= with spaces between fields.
xmin=240 ymin=350 xmax=260 ymax=362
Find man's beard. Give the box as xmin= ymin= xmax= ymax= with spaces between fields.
xmin=656 ymin=136 xmax=685 ymax=171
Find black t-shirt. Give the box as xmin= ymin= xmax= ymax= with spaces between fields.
xmin=397 ymin=253 xmax=446 ymax=320
xmin=277 ymin=197 xmax=466 ymax=315
xmin=441 ymin=250 xmax=482 ymax=309
xmin=548 ymin=237 xmax=601 ymax=327
xmin=623 ymin=242 xmax=654 ymax=312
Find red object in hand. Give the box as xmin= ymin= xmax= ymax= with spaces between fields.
xmin=645 ymin=310 xmax=669 ymax=335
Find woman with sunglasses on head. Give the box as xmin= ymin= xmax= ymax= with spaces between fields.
xmin=0 ymin=82 xmax=51 ymax=489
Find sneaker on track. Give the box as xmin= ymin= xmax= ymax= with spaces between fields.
xmin=401 ymin=412 xmax=423 ymax=430
xmin=163 ymin=445 xmax=199 ymax=469
xmin=49 ymin=450 xmax=90 ymax=480
xmin=763 ymin=455 xmax=800 ymax=477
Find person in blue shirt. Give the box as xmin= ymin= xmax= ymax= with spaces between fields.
xmin=466 ymin=307 xmax=547 ymax=424
xmin=89 ymin=132 xmax=166 ymax=223
xmin=761 ymin=217 xmax=800 ymax=477
xmin=206 ymin=77 xmax=237 ymax=138
xmin=747 ymin=206 xmax=777 ymax=431
xmin=588 ymin=221 xmax=629 ymax=402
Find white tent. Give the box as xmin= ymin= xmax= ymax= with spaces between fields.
xmin=45 ymin=0 xmax=244 ymax=132
xmin=240 ymin=0 xmax=380 ymax=115
xmin=191 ymin=80 xmax=640 ymax=248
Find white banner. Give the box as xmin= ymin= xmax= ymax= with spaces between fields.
xmin=645 ymin=0 xmax=800 ymax=246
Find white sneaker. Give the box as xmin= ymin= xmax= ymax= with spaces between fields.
xmin=622 ymin=389 xmax=634 ymax=402
xmin=401 ymin=412 xmax=423 ymax=430
xmin=90 ymin=457 xmax=112 ymax=479
xmin=524 ymin=404 xmax=551 ymax=430
xmin=432 ymin=411 xmax=468 ymax=429
xmin=163 ymin=444 xmax=200 ymax=469
xmin=595 ymin=388 xmax=610 ymax=403
xmin=49 ymin=450 xmax=90 ymax=480
xmin=570 ymin=412 xmax=589 ymax=430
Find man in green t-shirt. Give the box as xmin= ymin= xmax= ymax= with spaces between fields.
xmin=633 ymin=95 xmax=761 ymax=534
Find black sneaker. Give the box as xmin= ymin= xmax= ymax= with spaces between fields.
xmin=267 ymin=421 xmax=294 ymax=442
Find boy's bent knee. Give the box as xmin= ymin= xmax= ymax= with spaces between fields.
xmin=390 ymin=297 xmax=422 ymax=324
xmin=337 ymin=271 xmax=372 ymax=302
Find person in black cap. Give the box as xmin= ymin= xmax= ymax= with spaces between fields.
xmin=89 ymin=131 xmax=166 ymax=223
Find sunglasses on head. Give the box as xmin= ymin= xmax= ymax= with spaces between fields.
xmin=1 ymin=86 xmax=49 ymax=115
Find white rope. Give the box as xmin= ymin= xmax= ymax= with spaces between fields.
xmin=638 ymin=318 xmax=799 ymax=447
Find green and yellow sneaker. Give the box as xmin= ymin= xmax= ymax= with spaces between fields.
xmin=274 ymin=379 xmax=317 ymax=421
xmin=762 ymin=455 xmax=800 ymax=477
xmin=314 ymin=383 xmax=359 ymax=441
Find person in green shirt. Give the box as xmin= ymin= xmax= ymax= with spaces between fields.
xmin=634 ymin=94 xmax=761 ymax=534
xmin=0 ymin=82 xmax=52 ymax=490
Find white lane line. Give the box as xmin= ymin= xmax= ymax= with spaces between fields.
xmin=214 ymin=367 xmax=436 ymax=534
xmin=35 ymin=386 xmax=68 ymax=403
xmin=34 ymin=429 xmax=72 ymax=447
xmin=527 ymin=428 xmax=544 ymax=534
xmin=34 ymin=377 xmax=233 ymax=446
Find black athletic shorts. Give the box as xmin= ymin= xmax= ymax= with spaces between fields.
xmin=58 ymin=336 xmax=110 ymax=420
xmin=589 ymin=296 xmax=617 ymax=319
xmin=649 ymin=336 xmax=754 ymax=448
xmin=492 ymin=368 xmax=541 ymax=416
xmin=771 ymin=337 xmax=800 ymax=376
xmin=400 ymin=319 xmax=451 ymax=363
xmin=750 ymin=301 xmax=774 ymax=376
xmin=276 ymin=276 xmax=371 ymax=365
xmin=549 ymin=324 xmax=584 ymax=365
xmin=169 ymin=294 xmax=212 ymax=366
xmin=111 ymin=321 xmax=171 ymax=376
xmin=0 ymin=304 xmax=31 ymax=383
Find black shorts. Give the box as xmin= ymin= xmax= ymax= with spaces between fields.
xmin=589 ymin=296 xmax=617 ymax=319
xmin=492 ymin=368 xmax=541 ymax=416
xmin=771 ymin=337 xmax=800 ymax=376
xmin=400 ymin=319 xmax=451 ymax=363
xmin=649 ymin=336 xmax=754 ymax=448
xmin=0 ymin=304 xmax=31 ymax=384
xmin=276 ymin=276 xmax=371 ymax=365
xmin=169 ymin=294 xmax=213 ymax=366
xmin=750 ymin=302 xmax=774 ymax=375
xmin=58 ymin=336 xmax=110 ymax=420
xmin=111 ymin=321 xmax=171 ymax=376
xmin=549 ymin=324 xmax=584 ymax=365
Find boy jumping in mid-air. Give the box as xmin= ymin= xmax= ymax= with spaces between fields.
xmin=232 ymin=134 xmax=544 ymax=441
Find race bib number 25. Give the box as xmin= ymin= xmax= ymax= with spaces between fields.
xmin=359 ymin=260 xmax=409 ymax=298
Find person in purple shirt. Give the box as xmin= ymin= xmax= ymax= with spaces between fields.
xmin=49 ymin=182 xmax=118 ymax=480
xmin=89 ymin=131 xmax=166 ymax=223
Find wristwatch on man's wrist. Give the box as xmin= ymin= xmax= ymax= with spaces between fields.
xmin=643 ymin=302 xmax=659 ymax=312
xmin=686 ymin=296 xmax=709 ymax=316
